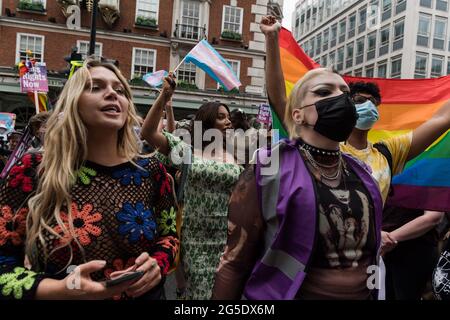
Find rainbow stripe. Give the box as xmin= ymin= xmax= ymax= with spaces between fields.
xmin=278 ymin=28 xmax=450 ymax=211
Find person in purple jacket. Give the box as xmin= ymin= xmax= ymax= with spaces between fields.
xmin=212 ymin=68 xmax=384 ymax=300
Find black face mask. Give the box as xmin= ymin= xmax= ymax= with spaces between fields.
xmin=302 ymin=93 xmax=358 ymax=142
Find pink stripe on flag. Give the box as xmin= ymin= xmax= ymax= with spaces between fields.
xmin=185 ymin=40 xmax=241 ymax=91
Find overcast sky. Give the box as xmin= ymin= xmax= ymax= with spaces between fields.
xmin=282 ymin=0 xmax=296 ymax=31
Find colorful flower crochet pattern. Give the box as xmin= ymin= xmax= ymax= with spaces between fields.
xmin=0 ymin=206 xmax=27 ymax=246
xmin=0 ymin=267 xmax=38 ymax=299
xmin=54 ymin=202 xmax=102 ymax=246
xmin=76 ymin=166 xmax=97 ymax=185
xmin=112 ymin=159 xmax=150 ymax=186
xmin=116 ymin=202 xmax=156 ymax=243
xmin=157 ymin=207 xmax=176 ymax=235
xmin=7 ymin=153 xmax=41 ymax=193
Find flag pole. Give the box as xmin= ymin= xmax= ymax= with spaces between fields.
xmin=34 ymin=91 xmax=40 ymax=114
xmin=172 ymin=55 xmax=188 ymax=74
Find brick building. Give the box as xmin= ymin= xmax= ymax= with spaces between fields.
xmin=0 ymin=0 xmax=283 ymax=127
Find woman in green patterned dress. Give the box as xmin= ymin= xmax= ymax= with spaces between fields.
xmin=141 ymin=75 xmax=244 ymax=299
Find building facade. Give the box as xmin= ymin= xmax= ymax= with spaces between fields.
xmin=293 ymin=0 xmax=450 ymax=80
xmin=0 ymin=0 xmax=283 ymax=127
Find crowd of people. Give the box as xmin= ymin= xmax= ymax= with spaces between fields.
xmin=0 ymin=16 xmax=449 ymax=301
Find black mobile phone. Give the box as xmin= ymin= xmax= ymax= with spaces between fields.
xmin=105 ymin=271 xmax=145 ymax=288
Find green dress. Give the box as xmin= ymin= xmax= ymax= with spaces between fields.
xmin=157 ymin=132 xmax=243 ymax=299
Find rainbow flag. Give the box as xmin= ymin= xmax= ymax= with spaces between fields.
xmin=27 ymin=92 xmax=48 ymax=113
xmin=278 ymin=28 xmax=450 ymax=211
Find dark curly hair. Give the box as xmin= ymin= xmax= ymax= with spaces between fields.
xmin=349 ymin=81 xmax=382 ymax=105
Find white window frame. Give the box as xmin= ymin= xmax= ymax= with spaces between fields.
xmin=15 ymin=33 xmax=45 ymax=63
xmin=415 ymin=53 xmax=428 ymax=78
xmin=180 ymin=0 xmax=201 ymax=40
xmin=431 ymin=55 xmax=444 ymax=77
xmin=221 ymin=5 xmax=244 ymax=35
xmin=76 ymin=40 xmax=103 ymax=60
xmin=217 ymin=59 xmax=240 ymax=89
xmin=135 ymin=0 xmax=159 ymax=23
xmin=131 ymin=47 xmax=157 ymax=79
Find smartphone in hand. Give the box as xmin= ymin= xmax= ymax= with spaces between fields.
xmin=105 ymin=271 xmax=145 ymax=288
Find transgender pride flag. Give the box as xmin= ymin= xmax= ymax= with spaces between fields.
xmin=183 ymin=39 xmax=241 ymax=91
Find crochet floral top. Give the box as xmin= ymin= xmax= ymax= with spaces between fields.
xmin=0 ymin=153 xmax=178 ymax=300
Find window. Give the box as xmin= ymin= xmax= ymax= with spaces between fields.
xmin=391 ymin=56 xmax=402 ymax=78
xmin=431 ymin=55 xmax=444 ymax=77
xmin=420 ymin=0 xmax=432 ymax=7
xmin=356 ymin=37 xmax=365 ymax=65
xmin=222 ymin=5 xmax=243 ymax=35
xmin=447 ymin=57 xmax=450 ymax=75
xmin=346 ymin=42 xmax=354 ymax=68
xmin=349 ymin=13 xmax=356 ymax=38
xmin=337 ymin=47 xmax=344 ymax=71
xmin=383 ymin=0 xmax=392 ymax=11
xmin=16 ymin=33 xmax=44 ymax=63
xmin=339 ymin=19 xmax=346 ymax=43
xmin=323 ymin=29 xmax=329 ymax=51
xmin=330 ymin=23 xmax=338 ymax=47
xmin=180 ymin=0 xmax=201 ymax=40
xmin=436 ymin=0 xmax=448 ymax=11
xmin=380 ymin=26 xmax=390 ymax=46
xmin=358 ymin=7 xmax=367 ymax=34
xmin=136 ymin=0 xmax=159 ymax=23
xmin=177 ymin=61 xmax=197 ymax=84
xmin=329 ymin=51 xmax=336 ymax=65
xmin=321 ymin=55 xmax=328 ymax=67
xmin=367 ymin=32 xmax=377 ymax=61
xmin=433 ymin=18 xmax=447 ymax=50
xmin=77 ymin=41 xmax=102 ymax=60
xmin=366 ymin=65 xmax=374 ymax=78
xmin=354 ymin=68 xmax=363 ymax=77
xmin=417 ymin=14 xmax=431 ymax=47
xmin=394 ymin=18 xmax=405 ymax=40
xmin=316 ymin=35 xmax=322 ymax=56
xmin=378 ymin=61 xmax=387 ymax=78
xmin=396 ymin=0 xmax=407 ymax=14
xmin=132 ymin=48 xmax=156 ymax=78
xmin=415 ymin=53 xmax=428 ymax=78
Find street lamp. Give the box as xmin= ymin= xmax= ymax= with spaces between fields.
xmin=89 ymin=0 xmax=99 ymax=55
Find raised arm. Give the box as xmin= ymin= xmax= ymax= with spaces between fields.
xmin=165 ymin=99 xmax=176 ymax=134
xmin=407 ymin=99 xmax=450 ymax=161
xmin=212 ymin=167 xmax=264 ymax=300
xmin=141 ymin=75 xmax=176 ymax=156
xmin=260 ymin=15 xmax=286 ymax=124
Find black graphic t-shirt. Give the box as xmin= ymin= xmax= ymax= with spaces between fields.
xmin=433 ymin=241 xmax=450 ymax=300
xmin=310 ymin=168 xmax=377 ymax=269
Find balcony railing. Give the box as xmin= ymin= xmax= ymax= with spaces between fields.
xmin=174 ymin=23 xmax=206 ymax=41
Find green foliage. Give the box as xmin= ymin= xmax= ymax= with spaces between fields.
xmin=221 ymin=30 xmax=242 ymax=41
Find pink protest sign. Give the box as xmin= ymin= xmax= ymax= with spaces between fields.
xmin=257 ymin=103 xmax=272 ymax=124
xmin=20 ymin=64 xmax=49 ymax=93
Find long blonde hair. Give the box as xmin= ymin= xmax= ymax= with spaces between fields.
xmin=284 ymin=68 xmax=336 ymax=139
xmin=25 ymin=59 xmax=141 ymax=270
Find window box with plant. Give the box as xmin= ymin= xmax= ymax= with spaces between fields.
xmin=18 ymin=0 xmax=46 ymax=13
xmin=129 ymin=76 xmax=147 ymax=87
xmin=135 ymin=16 xmax=158 ymax=29
xmin=217 ymin=85 xmax=240 ymax=95
xmin=177 ymin=80 xmax=198 ymax=91
xmin=220 ymin=30 xmax=243 ymax=42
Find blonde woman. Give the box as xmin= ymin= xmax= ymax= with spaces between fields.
xmin=0 ymin=60 xmax=178 ymax=300
xmin=213 ymin=68 xmax=384 ymax=300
